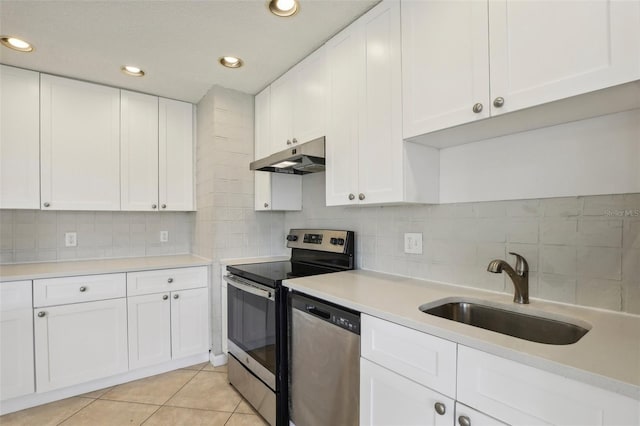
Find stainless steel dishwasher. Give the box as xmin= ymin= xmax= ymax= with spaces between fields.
xmin=289 ymin=292 xmax=360 ymax=426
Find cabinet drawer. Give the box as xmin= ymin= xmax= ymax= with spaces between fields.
xmin=127 ymin=266 xmax=207 ymax=296
xmin=34 ymin=273 xmax=126 ymax=307
xmin=361 ymin=314 xmax=457 ymax=398
xmin=1 ymin=281 xmax=32 ymax=311
xmin=457 ymin=345 xmax=639 ymax=425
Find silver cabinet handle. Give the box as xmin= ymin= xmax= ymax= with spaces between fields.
xmin=286 ymin=139 xmax=292 ymax=145
xmin=472 ymin=103 xmax=483 ymax=113
xmin=43 ymin=202 xmax=50 ymax=207
xmin=37 ymin=311 xmax=46 ymax=318
xmin=358 ymin=193 xmax=365 ymax=201
xmin=152 ymin=204 xmax=157 ymax=209
xmin=163 ymin=295 xmax=169 ymax=300
xmin=167 ymin=278 xmax=173 ymax=283
xmin=348 ymin=193 xmax=355 ymax=200
xmin=434 ymin=402 xmax=446 ymax=415
xmin=292 ymin=138 xmax=298 ymax=144
xmin=79 ymin=286 xmax=87 ymax=292
xmin=173 ymin=294 xmax=179 ymax=299
xmin=264 ymin=202 xmax=269 ymax=208
xmin=493 ymin=97 xmax=505 ymax=108
xmin=458 ymin=416 xmax=471 ymax=426
xmin=161 ymin=204 xmax=167 ymax=209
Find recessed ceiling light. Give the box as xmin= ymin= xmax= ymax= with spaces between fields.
xmin=268 ymin=0 xmax=299 ymax=17
xmin=121 ymin=65 xmax=145 ymax=77
xmin=219 ymin=56 xmax=244 ymax=68
xmin=0 ymin=36 xmax=34 ymax=52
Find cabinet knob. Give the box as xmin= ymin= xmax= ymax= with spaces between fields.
xmin=161 ymin=204 xmax=167 ymax=209
xmin=493 ymin=97 xmax=505 ymax=108
xmin=434 ymin=402 xmax=446 ymax=415
xmin=37 ymin=311 xmax=46 ymax=318
xmin=152 ymin=204 xmax=157 ymax=209
xmin=472 ymin=103 xmax=483 ymax=113
xmin=173 ymin=294 xmax=179 ymax=299
xmin=287 ymin=139 xmax=292 ymax=145
xmin=348 ymin=193 xmax=355 ymax=201
xmin=358 ymin=193 xmax=365 ymax=201
xmin=458 ymin=416 xmax=471 ymax=426
xmin=292 ymin=138 xmax=298 ymax=144
xmin=264 ymin=202 xmax=269 ymax=208
xmin=167 ymin=278 xmax=174 ymax=283
xmin=79 ymin=286 xmax=87 ymax=292
xmin=43 ymin=202 xmax=50 ymax=207
xmin=163 ymin=295 xmax=169 ymax=300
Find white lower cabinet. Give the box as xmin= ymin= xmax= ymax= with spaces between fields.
xmin=361 ymin=358 xmax=454 ymax=426
xmin=0 ymin=281 xmax=35 ymax=400
xmin=127 ymin=292 xmax=172 ymax=369
xmin=455 ymin=403 xmax=508 ymax=426
xmin=34 ymin=298 xmax=128 ymax=393
xmin=170 ymin=287 xmax=209 ymax=359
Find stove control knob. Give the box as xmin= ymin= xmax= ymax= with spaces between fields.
xmin=337 ymin=238 xmax=345 ymax=245
xmin=286 ymin=235 xmax=298 ymax=242
xmin=330 ymin=237 xmax=338 ymax=245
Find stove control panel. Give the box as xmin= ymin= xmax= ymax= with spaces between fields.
xmin=286 ymin=229 xmax=353 ymax=254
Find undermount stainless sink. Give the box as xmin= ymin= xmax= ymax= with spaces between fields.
xmin=420 ymin=299 xmax=590 ymax=345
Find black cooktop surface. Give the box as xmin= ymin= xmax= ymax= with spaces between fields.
xmin=226 ymin=261 xmax=341 ymax=288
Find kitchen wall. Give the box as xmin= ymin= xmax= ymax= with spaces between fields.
xmin=193 ymin=85 xmax=286 ymax=355
xmin=284 ymin=111 xmax=640 ymax=316
xmin=0 ymin=210 xmax=193 ymax=263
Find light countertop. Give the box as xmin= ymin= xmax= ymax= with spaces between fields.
xmin=283 ymin=270 xmax=640 ymax=400
xmin=0 ymin=254 xmax=212 ymax=282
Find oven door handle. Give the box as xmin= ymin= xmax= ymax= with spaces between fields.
xmin=224 ymin=275 xmax=275 ymax=301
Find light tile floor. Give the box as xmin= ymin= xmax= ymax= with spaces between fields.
xmin=0 ymin=362 xmax=269 ymax=426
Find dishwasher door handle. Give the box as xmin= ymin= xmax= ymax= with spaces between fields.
xmin=306 ymin=305 xmax=331 ymax=320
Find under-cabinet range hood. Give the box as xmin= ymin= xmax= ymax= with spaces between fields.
xmin=250 ymin=137 xmax=325 ymax=175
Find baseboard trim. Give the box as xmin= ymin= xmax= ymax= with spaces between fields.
xmin=211 ymin=352 xmax=228 ymax=367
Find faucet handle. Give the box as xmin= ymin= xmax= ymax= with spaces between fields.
xmin=508 ymin=252 xmax=528 ymax=275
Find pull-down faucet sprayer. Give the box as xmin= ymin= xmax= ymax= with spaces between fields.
xmin=487 ymin=252 xmax=529 ymax=304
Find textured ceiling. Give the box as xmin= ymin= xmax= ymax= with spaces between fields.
xmin=0 ymin=0 xmax=377 ymax=103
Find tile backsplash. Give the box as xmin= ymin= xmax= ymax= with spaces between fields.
xmin=284 ymin=173 xmax=640 ymax=315
xmin=0 ymin=210 xmax=193 ymax=263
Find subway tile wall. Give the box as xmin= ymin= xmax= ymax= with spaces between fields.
xmin=285 ymin=173 xmax=640 ymax=315
xmin=0 ymin=210 xmax=193 ymax=263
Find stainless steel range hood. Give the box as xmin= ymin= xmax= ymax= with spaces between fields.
xmin=250 ymin=137 xmax=325 ymax=175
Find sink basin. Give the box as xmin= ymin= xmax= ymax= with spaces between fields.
xmin=420 ymin=299 xmax=590 ymax=345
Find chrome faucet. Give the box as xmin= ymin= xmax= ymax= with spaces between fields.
xmin=487 ymin=252 xmax=529 ymax=304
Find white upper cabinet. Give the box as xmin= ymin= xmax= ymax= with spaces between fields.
xmin=402 ymin=1 xmax=490 ymax=136
xmin=0 ymin=65 xmax=40 ymax=209
xmin=121 ymin=90 xmax=159 ymax=211
xmin=403 ymin=0 xmax=640 ymax=140
xmin=40 ymin=74 xmax=120 ymax=211
xmin=488 ymin=0 xmax=640 ymax=116
xmin=269 ymin=46 xmax=328 ymax=153
xmin=326 ymin=0 xmax=439 ymax=206
xmin=254 ymin=86 xmax=302 ymax=211
xmin=159 ymin=98 xmax=195 ymax=211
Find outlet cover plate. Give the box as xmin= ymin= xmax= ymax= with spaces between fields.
xmin=65 ymin=232 xmax=77 ymax=247
xmin=160 ymin=231 xmax=169 ymax=242
xmin=404 ymin=232 xmax=422 ymax=254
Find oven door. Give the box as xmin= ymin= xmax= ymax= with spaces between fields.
xmin=225 ymin=274 xmax=277 ymax=390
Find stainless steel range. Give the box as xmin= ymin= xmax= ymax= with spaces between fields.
xmin=224 ymin=229 xmax=355 ymax=426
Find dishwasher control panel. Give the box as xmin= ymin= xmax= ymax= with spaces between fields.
xmin=332 ymin=314 xmax=360 ymax=334
xmin=291 ymin=292 xmax=360 ymax=335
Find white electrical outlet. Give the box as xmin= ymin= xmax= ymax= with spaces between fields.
xmin=65 ymin=232 xmax=77 ymax=247
xmin=160 ymin=231 xmax=169 ymax=242
xmin=404 ymin=232 xmax=423 ymax=254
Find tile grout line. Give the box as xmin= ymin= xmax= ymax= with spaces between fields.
xmin=55 ymin=397 xmax=99 ymax=426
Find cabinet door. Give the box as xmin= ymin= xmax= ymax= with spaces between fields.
xmin=34 ymin=298 xmax=128 ymax=392
xmin=40 ymin=74 xmax=120 ymax=210
xmin=0 ymin=281 xmax=35 ymax=400
xmin=170 ymin=287 xmax=209 ymax=359
xmin=159 ymin=98 xmax=194 ymax=211
xmin=455 ymin=403 xmax=508 ymax=426
xmin=325 ymin=20 xmax=361 ymax=206
xmin=293 ymin=46 xmax=328 ymax=144
xmin=360 ymin=358 xmax=454 ymax=426
xmin=269 ymin=72 xmax=295 ymax=153
xmin=357 ymin=0 xmax=404 ymax=205
xmin=255 ymin=87 xmax=273 ymax=211
xmin=121 ymin=90 xmax=159 ymax=211
xmin=0 ymin=65 xmax=40 ymax=209
xmin=489 ymin=0 xmax=640 ymax=116
xmin=128 ymin=293 xmax=171 ymax=369
xmin=402 ymin=1 xmax=490 ymax=138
